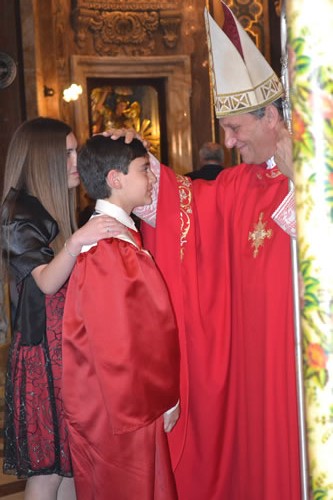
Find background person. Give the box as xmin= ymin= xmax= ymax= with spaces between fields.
xmin=186 ymin=141 xmax=224 ymax=180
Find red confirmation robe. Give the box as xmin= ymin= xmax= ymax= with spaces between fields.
xmin=62 ymin=202 xmax=180 ymax=500
xmin=142 ymin=164 xmax=301 ymax=500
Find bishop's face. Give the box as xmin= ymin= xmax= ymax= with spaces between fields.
xmin=219 ymin=108 xmax=277 ymax=165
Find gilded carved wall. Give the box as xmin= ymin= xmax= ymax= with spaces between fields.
xmin=71 ymin=0 xmax=183 ymax=55
xmin=69 ymin=0 xmax=279 ymax=61
xmin=22 ymin=0 xmax=279 ymax=168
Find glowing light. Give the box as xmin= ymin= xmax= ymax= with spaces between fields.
xmin=63 ymin=83 xmax=83 ymax=102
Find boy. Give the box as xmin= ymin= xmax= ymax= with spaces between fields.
xmin=62 ymin=136 xmax=180 ymax=500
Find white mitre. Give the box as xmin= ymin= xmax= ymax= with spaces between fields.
xmin=205 ymin=1 xmax=284 ymax=118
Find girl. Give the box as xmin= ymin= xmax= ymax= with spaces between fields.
xmin=1 ymin=117 xmax=116 ymax=500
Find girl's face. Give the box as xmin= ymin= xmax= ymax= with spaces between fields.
xmin=66 ymin=132 xmax=79 ymax=189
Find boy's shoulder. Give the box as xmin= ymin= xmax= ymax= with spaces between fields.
xmin=81 ymin=242 xmax=98 ymax=254
xmin=80 ymin=233 xmax=140 ymax=255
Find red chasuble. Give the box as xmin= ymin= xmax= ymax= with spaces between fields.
xmin=62 ymin=238 xmax=179 ymax=500
xmin=142 ymin=164 xmax=301 ymax=500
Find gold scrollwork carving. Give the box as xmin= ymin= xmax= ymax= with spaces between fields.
xmin=160 ymin=10 xmax=182 ymax=49
xmin=75 ymin=1 xmax=180 ymax=10
xmin=92 ymin=11 xmax=159 ymax=56
xmin=72 ymin=8 xmax=94 ymax=49
xmin=72 ymin=4 xmax=182 ymax=55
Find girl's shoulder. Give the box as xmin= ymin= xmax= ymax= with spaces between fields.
xmin=1 ymin=189 xmax=58 ymax=254
xmin=2 ymin=188 xmax=57 ymax=235
xmin=3 ymin=188 xmax=53 ymax=223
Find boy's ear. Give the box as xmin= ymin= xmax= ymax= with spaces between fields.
xmin=106 ymin=169 xmax=121 ymax=189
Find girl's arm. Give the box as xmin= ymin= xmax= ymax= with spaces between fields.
xmin=32 ymin=215 xmax=122 ymax=294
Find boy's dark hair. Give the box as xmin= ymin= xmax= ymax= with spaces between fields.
xmin=78 ymin=135 xmax=148 ymax=200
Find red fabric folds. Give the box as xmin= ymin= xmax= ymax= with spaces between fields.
xmin=62 ymin=237 xmax=179 ymax=499
xmin=142 ymin=164 xmax=301 ymax=500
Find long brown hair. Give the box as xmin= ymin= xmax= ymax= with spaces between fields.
xmin=1 ymin=117 xmax=77 ymax=254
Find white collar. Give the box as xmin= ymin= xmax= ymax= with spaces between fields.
xmin=266 ymin=156 xmax=276 ymax=170
xmin=95 ymin=199 xmax=138 ymax=232
xmin=80 ymin=200 xmax=139 ymax=254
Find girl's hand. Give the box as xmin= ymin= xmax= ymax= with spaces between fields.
xmin=32 ymin=216 xmax=128 ymax=295
xmin=66 ymin=215 xmax=127 ymax=256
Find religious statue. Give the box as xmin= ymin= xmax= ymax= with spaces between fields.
xmin=90 ymin=85 xmax=161 ymax=159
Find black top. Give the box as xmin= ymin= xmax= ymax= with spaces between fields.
xmin=1 ymin=188 xmax=58 ymax=344
xmin=186 ymin=163 xmax=223 ymax=181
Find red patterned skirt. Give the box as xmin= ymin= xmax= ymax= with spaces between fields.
xmin=3 ymin=287 xmax=72 ymax=478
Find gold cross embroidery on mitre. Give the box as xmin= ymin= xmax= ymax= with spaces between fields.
xmin=248 ymin=212 xmax=273 ymax=258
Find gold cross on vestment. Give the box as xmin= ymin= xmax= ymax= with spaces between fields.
xmin=248 ymin=212 xmax=273 ymax=258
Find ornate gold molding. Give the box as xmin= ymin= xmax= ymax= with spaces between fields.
xmin=72 ymin=2 xmax=182 ymax=54
xmin=160 ymin=10 xmax=182 ymax=49
xmin=73 ymin=1 xmax=180 ymax=10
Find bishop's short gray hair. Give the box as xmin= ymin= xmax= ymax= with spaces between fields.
xmin=250 ymin=97 xmax=284 ymax=119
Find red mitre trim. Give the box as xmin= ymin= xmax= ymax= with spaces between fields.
xmin=214 ymin=1 xmax=244 ymax=60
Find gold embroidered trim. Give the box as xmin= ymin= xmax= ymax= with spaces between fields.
xmin=248 ymin=212 xmax=273 ymax=258
xmin=265 ymin=169 xmax=282 ymax=179
xmin=214 ymin=75 xmax=283 ymax=118
xmin=176 ymin=174 xmax=192 ymax=260
xmin=256 ymin=168 xmax=283 ymax=180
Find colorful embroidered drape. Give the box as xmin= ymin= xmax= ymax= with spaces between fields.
xmin=287 ymin=1 xmax=333 ymax=496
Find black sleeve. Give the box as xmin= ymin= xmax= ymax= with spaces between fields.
xmin=1 ymin=189 xmax=58 ymax=283
xmin=1 ymin=189 xmax=59 ymax=345
xmin=4 ymin=219 xmax=56 ymax=283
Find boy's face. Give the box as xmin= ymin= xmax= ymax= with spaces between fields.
xmin=117 ymin=155 xmax=156 ymax=213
